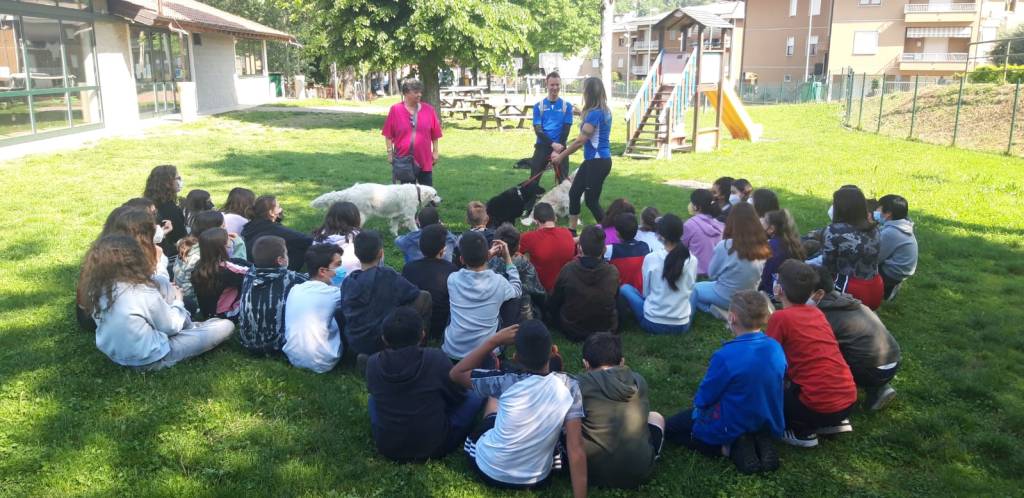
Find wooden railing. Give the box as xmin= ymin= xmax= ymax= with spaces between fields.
xmin=625 ymin=50 xmax=664 ymax=147
xmin=660 ymin=46 xmax=698 ymax=155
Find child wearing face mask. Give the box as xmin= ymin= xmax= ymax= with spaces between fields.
xmin=143 ymin=165 xmax=187 ymax=264
xmin=237 ymin=236 xmax=309 ymax=355
xmin=711 ymin=177 xmax=734 ymax=223
xmin=283 ymin=244 xmax=346 ymax=373
xmin=729 ymin=179 xmax=753 ymax=207
xmin=241 ymin=195 xmax=314 ymax=272
xmin=874 ymin=195 xmax=918 ymax=301
xmin=759 ymin=209 xmax=806 ymax=295
xmin=190 ymin=228 xmax=252 ymax=320
xmin=682 ymin=189 xmax=724 ymax=277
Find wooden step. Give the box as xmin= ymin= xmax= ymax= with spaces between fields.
xmin=624 ymin=152 xmax=658 ymax=159
xmin=629 ymin=145 xmax=662 ymax=151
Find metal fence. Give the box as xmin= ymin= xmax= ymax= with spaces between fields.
xmin=841 ymin=70 xmax=1024 ymax=156
xmin=735 ymin=76 xmax=837 ymax=105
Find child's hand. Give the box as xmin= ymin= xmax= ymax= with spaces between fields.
xmin=161 ymin=220 xmax=173 ymax=234
xmin=491 ymin=325 xmax=519 ymax=346
xmin=227 ymin=232 xmax=238 ymax=241
xmin=172 ymin=285 xmax=183 ymax=303
xmin=492 ymin=240 xmax=512 ymax=264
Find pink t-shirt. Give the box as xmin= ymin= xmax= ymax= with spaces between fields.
xmin=381 ymin=102 xmax=443 ymax=172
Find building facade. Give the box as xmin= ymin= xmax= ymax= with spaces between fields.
xmin=1 ymin=0 xmax=292 ymax=148
xmin=741 ymin=0 xmax=1022 ymax=87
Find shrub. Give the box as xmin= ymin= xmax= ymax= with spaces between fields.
xmin=967 ymin=65 xmax=1024 ymax=84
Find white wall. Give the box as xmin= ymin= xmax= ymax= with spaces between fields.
xmin=92 ymin=0 xmax=140 ymax=130
xmin=192 ymin=33 xmax=271 ymax=114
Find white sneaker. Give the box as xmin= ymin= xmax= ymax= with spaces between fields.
xmin=816 ymin=419 xmax=853 ymax=435
xmin=779 ymin=429 xmax=818 ymax=448
xmin=709 ymin=304 xmax=729 ymax=321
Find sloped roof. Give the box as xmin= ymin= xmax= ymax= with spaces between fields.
xmin=614 ymin=2 xmax=743 ymax=31
xmin=109 ymin=0 xmax=296 ymax=43
xmin=653 ymin=7 xmax=734 ymax=30
xmin=690 ymin=1 xmax=744 ymax=20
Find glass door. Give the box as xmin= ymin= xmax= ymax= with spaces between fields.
xmin=131 ymin=27 xmax=189 ymax=117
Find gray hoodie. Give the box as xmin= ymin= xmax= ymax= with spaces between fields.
xmin=709 ymin=239 xmax=766 ymax=300
xmin=878 ymin=218 xmax=918 ymax=280
xmin=441 ymin=267 xmax=521 ymax=359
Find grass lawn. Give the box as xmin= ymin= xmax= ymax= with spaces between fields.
xmin=2 ymin=103 xmax=1023 ymax=497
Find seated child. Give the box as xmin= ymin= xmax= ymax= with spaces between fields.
xmin=520 ymin=202 xmax=578 ymax=292
xmin=450 ymin=321 xmax=588 ymax=497
xmin=452 ymin=201 xmax=496 ymax=267
xmin=711 ymin=176 xmax=734 ymax=223
xmin=242 ymin=195 xmax=313 ymax=272
xmin=342 ymin=230 xmax=431 ymax=356
xmin=190 ymin=228 xmax=251 ymax=320
xmin=810 ymin=265 xmax=901 ymax=411
xmin=729 ymin=178 xmax=753 ymax=206
xmin=691 ymin=203 xmax=770 ymax=321
xmin=682 ymin=189 xmax=724 ymax=276
xmin=175 ymin=211 xmax=242 ymax=311
xmin=237 ymin=235 xmax=309 ymax=355
xmin=603 ymin=212 xmax=650 ymax=292
xmin=181 ymin=189 xmax=214 ymax=232
xmin=875 ymin=194 xmax=917 ymax=300
xmin=442 ymin=231 xmax=522 ymax=363
xmin=822 ymin=186 xmax=883 ymax=310
xmin=395 ymin=206 xmax=458 ymax=263
xmin=578 ymin=333 xmax=664 ymax=488
xmin=619 ymin=214 xmax=698 ymax=335
xmin=367 ymin=307 xmax=485 ymax=461
xmin=634 ymin=206 xmax=661 ymax=252
xmin=312 ymin=200 xmax=363 ymax=276
xmin=665 ymin=290 xmax=786 ymax=474
xmin=759 ymin=209 xmax=806 ymax=295
xmin=549 ymin=225 xmax=620 ymax=341
xmin=488 ymin=223 xmax=546 ymax=322
xmin=767 ymin=260 xmax=858 ymax=448
xmin=283 ymin=244 xmax=345 ymax=373
xmin=402 ymin=224 xmax=460 ymax=340
xmin=84 ymin=235 xmax=234 ymax=370
xmin=599 ymin=198 xmax=635 ymax=245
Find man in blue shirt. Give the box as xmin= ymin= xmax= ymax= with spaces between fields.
xmin=529 ymin=72 xmax=573 ymax=189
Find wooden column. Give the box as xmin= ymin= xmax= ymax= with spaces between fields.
xmin=691 ymin=25 xmax=704 ymax=151
xmin=715 ymin=28 xmax=728 ymax=150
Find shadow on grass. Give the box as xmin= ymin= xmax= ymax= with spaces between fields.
xmin=220 ymin=110 xmax=383 ymax=132
xmin=3 ymin=146 xmax=1024 ymax=496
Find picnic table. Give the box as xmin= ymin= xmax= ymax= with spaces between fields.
xmin=470 ymin=98 xmax=532 ymax=131
xmin=440 ymin=86 xmax=487 ymax=119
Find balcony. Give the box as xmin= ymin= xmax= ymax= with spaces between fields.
xmin=899 ymin=52 xmax=969 ymax=71
xmin=632 ymin=65 xmax=649 ymax=76
xmin=632 ymin=41 xmax=659 ymax=51
xmin=904 ymin=2 xmax=977 ymax=23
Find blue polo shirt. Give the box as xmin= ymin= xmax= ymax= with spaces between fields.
xmin=582 ymin=108 xmax=612 ymax=160
xmin=532 ymin=97 xmax=573 ymax=145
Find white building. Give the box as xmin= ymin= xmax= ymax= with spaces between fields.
xmin=1 ymin=0 xmax=293 ymax=149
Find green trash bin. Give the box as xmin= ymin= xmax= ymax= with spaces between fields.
xmin=269 ymin=73 xmax=284 ymax=97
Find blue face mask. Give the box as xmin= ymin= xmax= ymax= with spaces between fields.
xmin=330 ymin=268 xmax=346 ymax=287
xmin=873 ymin=210 xmax=883 ymax=223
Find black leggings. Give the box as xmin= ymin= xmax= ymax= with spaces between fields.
xmin=568 ymin=158 xmax=612 ymax=221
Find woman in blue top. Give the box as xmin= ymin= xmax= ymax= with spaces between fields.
xmin=551 ymin=77 xmax=613 ymax=231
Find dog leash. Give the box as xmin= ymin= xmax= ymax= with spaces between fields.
xmin=518 ymin=162 xmax=556 ymax=188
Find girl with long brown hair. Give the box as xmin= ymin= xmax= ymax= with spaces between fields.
xmin=549 ymin=76 xmax=613 ymax=230
xmin=759 ymin=209 xmax=806 ymax=294
xmin=690 ymin=203 xmax=772 ymax=321
xmin=81 ymin=235 xmax=234 ymax=370
xmin=143 ymin=165 xmax=186 ymax=260
xmin=190 ymin=228 xmax=251 ymax=319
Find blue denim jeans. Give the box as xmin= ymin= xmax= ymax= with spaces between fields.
xmin=690 ymin=281 xmax=731 ymax=317
xmin=619 ymin=284 xmax=692 ymax=335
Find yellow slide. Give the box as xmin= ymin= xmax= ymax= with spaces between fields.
xmin=703 ymin=80 xmax=763 ymax=142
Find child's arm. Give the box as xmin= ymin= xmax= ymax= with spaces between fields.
xmin=450 ymin=325 xmax=518 ymax=389
xmin=693 ymin=353 xmax=729 ymax=409
xmin=149 ymin=286 xmax=189 ymax=336
xmin=707 ymin=240 xmax=726 ymax=279
xmin=520 ymin=261 xmax=546 ymax=297
xmin=565 ymin=418 xmax=588 ymax=498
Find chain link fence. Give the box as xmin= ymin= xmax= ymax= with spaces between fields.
xmin=735 ymin=76 xmax=837 ymax=105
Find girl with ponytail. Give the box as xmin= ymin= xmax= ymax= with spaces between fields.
xmin=618 ymin=213 xmax=699 ymax=335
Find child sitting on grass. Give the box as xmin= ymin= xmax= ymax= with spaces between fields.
xmin=682 ymin=189 xmax=724 ymax=277
xmin=311 ymin=200 xmax=363 ymax=277
xmin=579 ymin=332 xmax=664 ymax=489
xmin=665 ymin=290 xmax=786 ymax=474
xmin=402 ymin=224 xmax=460 ymax=341
xmin=237 ymin=235 xmax=308 ymax=355
xmin=691 ymin=203 xmax=771 ymax=321
xmin=874 ymin=194 xmax=918 ymax=300
xmin=395 ymin=206 xmax=458 ymax=263
xmin=452 ymin=201 xmax=495 ymax=267
xmin=634 ymin=206 xmax=661 ymax=252
xmin=604 ymin=212 xmax=650 ymax=293
xmin=367 ymin=307 xmax=485 ymax=461
xmin=83 ymin=235 xmax=234 ymax=370
xmin=520 ymin=202 xmax=578 ymax=293
xmin=283 ymin=244 xmax=345 ymax=373
xmin=759 ymin=209 xmax=806 ymax=295
xmin=450 ymin=321 xmax=588 ymax=497
xmin=549 ymin=225 xmax=620 ymax=341
xmin=190 ymin=228 xmax=251 ymax=320
xmin=767 ymin=260 xmax=858 ymax=448
xmin=488 ymin=223 xmax=545 ymax=322
xmin=619 ymin=214 xmax=698 ymax=335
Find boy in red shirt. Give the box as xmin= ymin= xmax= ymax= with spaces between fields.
xmin=520 ymin=203 xmax=577 ymax=292
xmin=767 ymin=259 xmax=857 ymax=448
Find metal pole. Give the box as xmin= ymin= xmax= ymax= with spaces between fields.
xmin=876 ymin=78 xmax=886 ymax=133
xmin=1005 ymin=43 xmax=1012 ymax=85
xmin=844 ymin=69 xmax=853 ymax=126
xmin=952 ymin=76 xmax=965 ymax=146
xmin=857 ymin=73 xmax=866 ymax=129
xmin=804 ymin=0 xmax=814 ymax=82
xmin=909 ymin=75 xmax=920 ymax=139
xmin=1008 ymin=80 xmax=1020 ymax=155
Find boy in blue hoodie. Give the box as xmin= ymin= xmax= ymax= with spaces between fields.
xmin=874 ymin=195 xmax=918 ymax=301
xmin=341 ymin=230 xmax=431 ymax=356
xmin=394 ymin=206 xmax=458 ymax=263
xmin=664 ymin=290 xmax=787 ymax=474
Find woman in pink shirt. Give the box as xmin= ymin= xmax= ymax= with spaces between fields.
xmin=381 ymin=78 xmax=443 ymax=186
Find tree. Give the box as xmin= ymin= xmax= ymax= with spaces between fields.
xmin=989 ymin=25 xmax=1024 ymax=67
xmin=615 ymin=0 xmax=711 ymax=15
xmin=308 ymin=0 xmax=537 ymax=107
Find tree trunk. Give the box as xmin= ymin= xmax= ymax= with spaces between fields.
xmin=600 ymin=0 xmax=615 ymax=95
xmin=389 ymin=68 xmax=399 ymax=95
xmin=419 ymin=56 xmax=442 ymax=109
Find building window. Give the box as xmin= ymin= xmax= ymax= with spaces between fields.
xmin=811 ymin=0 xmax=821 ymax=15
xmin=809 ymin=35 xmax=819 ymax=56
xmin=789 ymin=0 xmax=798 ymax=16
xmin=784 ymin=74 xmax=792 ymax=82
xmin=853 ymin=31 xmax=879 ymax=55
xmin=786 ymin=36 xmax=795 ymax=56
xmin=130 ymin=27 xmax=190 ymax=117
xmin=235 ymin=39 xmax=264 ymax=77
xmin=859 ymin=0 xmax=881 ymax=5
xmin=617 ymin=57 xmax=624 ymax=68
xmin=618 ymin=37 xmax=625 ymax=47
xmin=1 ymin=14 xmax=102 ymax=144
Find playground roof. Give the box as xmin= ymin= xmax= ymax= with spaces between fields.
xmin=653 ymin=7 xmax=734 ymax=31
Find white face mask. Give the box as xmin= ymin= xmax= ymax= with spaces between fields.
xmin=827 ymin=205 xmax=834 ymax=221
xmin=153 ymin=225 xmax=164 ymax=244
xmin=806 ymin=297 xmax=819 ymax=306
xmin=175 ymin=178 xmax=184 ymax=192
xmin=728 ymin=194 xmax=741 ymax=206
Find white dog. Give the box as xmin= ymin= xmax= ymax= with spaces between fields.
xmin=311 ymin=183 xmax=441 ymax=235
xmin=521 ymin=169 xmax=576 ymax=226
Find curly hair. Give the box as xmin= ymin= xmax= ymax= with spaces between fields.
xmin=722 ymin=203 xmax=772 ymax=261
xmin=77 ymin=235 xmax=157 ymax=315
xmin=143 ymin=165 xmax=179 ymax=205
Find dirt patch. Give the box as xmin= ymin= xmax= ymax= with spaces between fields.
xmin=664 ymin=179 xmax=713 ymax=190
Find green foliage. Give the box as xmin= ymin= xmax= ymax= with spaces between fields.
xmin=200 ymin=0 xmax=322 ymax=77
xmin=615 ymin=0 xmax=710 ymax=15
xmin=967 ymin=65 xmax=1024 ymax=84
xmin=989 ymin=24 xmax=1024 ymax=67
xmin=524 ymin=0 xmax=602 ymax=56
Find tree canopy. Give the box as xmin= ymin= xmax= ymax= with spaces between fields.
xmin=989 ymin=25 xmax=1024 ymax=67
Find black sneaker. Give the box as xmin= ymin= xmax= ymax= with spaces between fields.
xmin=729 ymin=434 xmax=761 ymax=474
xmin=779 ymin=429 xmax=818 ymax=448
xmin=816 ymin=419 xmax=853 ymax=435
xmin=867 ymin=384 xmax=897 ymax=411
xmin=754 ymin=431 xmax=780 ymax=472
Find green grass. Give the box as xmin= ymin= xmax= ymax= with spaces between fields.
xmin=269 ymin=95 xmax=401 ymax=108
xmin=2 ymin=103 xmax=1024 ymax=497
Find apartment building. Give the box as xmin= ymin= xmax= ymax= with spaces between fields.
xmin=612 ymin=2 xmax=745 ymax=81
xmin=742 ymin=0 xmax=1022 ymax=87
